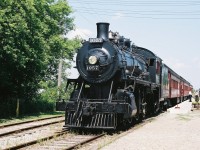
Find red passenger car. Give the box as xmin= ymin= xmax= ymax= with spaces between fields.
xmin=161 ymin=64 xmax=192 ymax=106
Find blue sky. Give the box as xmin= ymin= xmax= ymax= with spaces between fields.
xmin=66 ymin=0 xmax=200 ymax=90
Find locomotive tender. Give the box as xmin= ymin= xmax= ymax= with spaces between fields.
xmin=64 ymin=22 xmax=192 ymax=129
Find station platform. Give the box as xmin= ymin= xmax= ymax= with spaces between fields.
xmin=167 ymin=99 xmax=193 ymax=114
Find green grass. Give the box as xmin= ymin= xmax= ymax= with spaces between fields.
xmin=0 ymin=111 xmax=65 ymax=125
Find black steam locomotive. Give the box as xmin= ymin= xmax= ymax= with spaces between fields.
xmin=64 ymin=22 xmax=160 ymax=129
xmin=63 ymin=22 xmax=190 ymax=129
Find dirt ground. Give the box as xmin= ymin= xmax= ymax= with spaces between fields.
xmin=101 ymin=100 xmax=200 ymax=150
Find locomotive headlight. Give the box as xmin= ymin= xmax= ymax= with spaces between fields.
xmin=88 ymin=55 xmax=98 ymax=64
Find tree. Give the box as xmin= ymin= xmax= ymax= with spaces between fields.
xmin=0 ymin=0 xmax=80 ymax=117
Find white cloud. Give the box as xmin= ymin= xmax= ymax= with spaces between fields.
xmin=173 ymin=62 xmax=186 ymax=70
xmin=163 ymin=57 xmax=188 ymax=71
xmin=66 ymin=68 xmax=79 ymax=79
xmin=191 ymin=57 xmax=200 ymax=69
xmin=163 ymin=57 xmax=200 ymax=89
xmin=112 ymin=12 xmax=124 ymax=20
xmin=65 ymin=54 xmax=79 ymax=79
xmin=67 ymin=28 xmax=93 ymax=40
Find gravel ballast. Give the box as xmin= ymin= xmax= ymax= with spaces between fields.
xmin=101 ymin=100 xmax=200 ymax=150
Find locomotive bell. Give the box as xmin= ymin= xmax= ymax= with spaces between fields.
xmin=96 ymin=22 xmax=110 ymax=40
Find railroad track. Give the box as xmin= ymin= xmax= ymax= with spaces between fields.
xmin=0 ymin=122 xmax=66 ymax=150
xmin=3 ymin=128 xmax=69 ymax=150
xmin=64 ymin=134 xmax=105 ymax=150
xmin=0 ymin=116 xmax=66 ymax=150
xmin=0 ymin=115 xmax=64 ymax=129
xmin=0 ymin=115 xmax=65 ymax=137
xmin=1 ymin=127 xmax=105 ymax=150
xmin=22 ymin=132 xmax=105 ymax=150
xmin=0 ymin=114 xmax=103 ymax=150
xmin=17 ymin=115 xmax=159 ymax=150
xmin=0 ymin=113 xmax=165 ymax=150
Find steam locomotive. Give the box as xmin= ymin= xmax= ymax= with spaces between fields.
xmin=63 ymin=22 xmax=192 ymax=129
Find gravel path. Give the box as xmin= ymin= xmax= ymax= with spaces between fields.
xmin=101 ymin=100 xmax=200 ymax=150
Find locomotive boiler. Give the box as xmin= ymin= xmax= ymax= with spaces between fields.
xmin=64 ymin=22 xmax=161 ymax=129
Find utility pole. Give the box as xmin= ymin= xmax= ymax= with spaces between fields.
xmin=58 ymin=58 xmax=63 ymax=101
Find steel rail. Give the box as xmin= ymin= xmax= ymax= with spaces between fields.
xmin=0 ymin=115 xmax=64 ymax=129
xmin=2 ymin=115 xmax=158 ymax=150
xmin=0 ymin=119 xmax=65 ymax=137
xmin=65 ymin=133 xmax=105 ymax=150
xmin=3 ymin=129 xmax=69 ymax=150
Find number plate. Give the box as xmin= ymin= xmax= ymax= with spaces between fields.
xmin=89 ymin=38 xmax=103 ymax=43
xmin=86 ymin=65 xmax=99 ymax=71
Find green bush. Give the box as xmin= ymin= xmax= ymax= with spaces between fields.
xmin=0 ymin=97 xmax=55 ymax=118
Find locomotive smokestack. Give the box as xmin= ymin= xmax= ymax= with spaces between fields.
xmin=96 ymin=22 xmax=110 ymax=40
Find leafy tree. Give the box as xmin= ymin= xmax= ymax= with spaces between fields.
xmin=0 ymin=0 xmax=80 ymax=117
xmin=40 ymin=37 xmax=81 ymax=104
